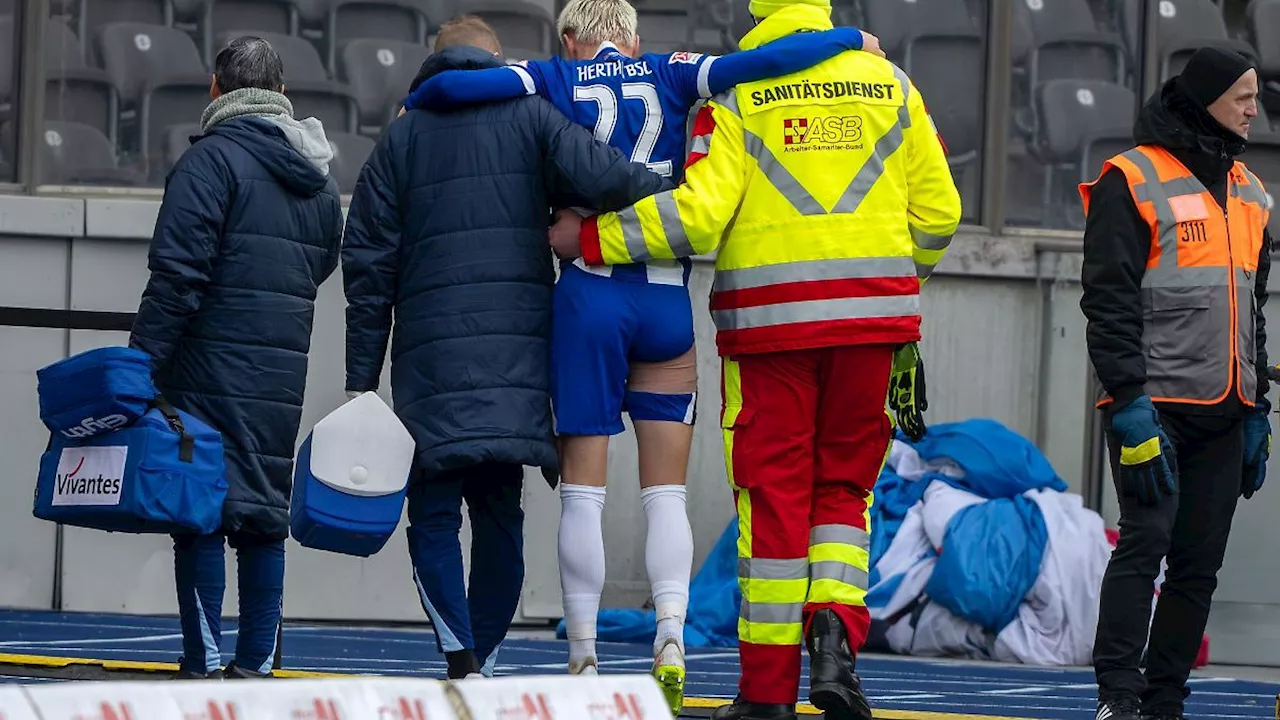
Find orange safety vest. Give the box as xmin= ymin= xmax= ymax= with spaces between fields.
xmin=1079 ymin=144 xmax=1271 ymax=408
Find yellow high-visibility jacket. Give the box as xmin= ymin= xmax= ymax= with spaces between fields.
xmin=578 ymin=4 xmax=963 ymax=357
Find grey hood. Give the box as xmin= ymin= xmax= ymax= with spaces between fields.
xmin=201 ymin=87 xmax=334 ymax=177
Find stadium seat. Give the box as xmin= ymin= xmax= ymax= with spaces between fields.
xmin=160 ymin=121 xmax=202 ymax=170
xmin=44 ymin=17 xmax=120 ymax=142
xmin=39 ymin=121 xmax=143 ymax=185
xmin=209 ymin=0 xmax=297 ymax=38
xmin=1029 ymin=79 xmax=1135 ymax=227
xmin=1248 ymin=0 xmax=1280 ymax=81
xmin=1012 ymin=0 xmax=1126 ymax=88
xmin=324 ymin=0 xmax=431 ymax=71
xmin=214 ymin=30 xmax=360 ymax=132
xmin=97 ymin=22 xmax=211 ymax=170
xmin=1003 ymin=139 xmax=1050 ymax=228
xmin=1121 ymin=0 xmax=1258 ymax=80
xmin=338 ymin=38 xmax=431 ymax=133
xmin=83 ymin=0 xmax=170 ymax=64
xmin=327 ymin=130 xmax=375 ymax=193
xmin=461 ymin=0 xmax=556 ymax=56
xmin=861 ymin=0 xmax=981 ymax=63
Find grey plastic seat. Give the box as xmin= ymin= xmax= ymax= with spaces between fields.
xmin=459 ymin=0 xmax=555 ymax=55
xmin=1248 ymin=0 xmax=1280 ymax=81
xmin=326 ymin=130 xmax=376 ymax=193
xmin=338 ymin=38 xmax=431 ymax=132
xmin=1122 ymin=0 xmax=1258 ymax=80
xmin=1013 ymin=0 xmax=1126 ymax=87
xmin=39 ymin=121 xmax=142 ymax=185
xmin=83 ymin=0 xmax=171 ymax=65
xmin=43 ymin=17 xmax=120 ymax=142
xmin=861 ymin=0 xmax=981 ymax=63
xmin=210 ymin=0 xmax=297 ymax=37
xmin=97 ymin=22 xmax=211 ymax=166
xmin=325 ymin=0 xmax=431 ymax=71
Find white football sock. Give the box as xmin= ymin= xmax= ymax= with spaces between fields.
xmin=558 ymin=484 xmax=607 ymax=668
xmin=641 ymin=485 xmax=692 ymax=656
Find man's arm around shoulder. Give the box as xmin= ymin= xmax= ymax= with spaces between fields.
xmin=533 ymin=95 xmax=673 ymax=212
xmin=129 ymin=143 xmax=232 ymax=372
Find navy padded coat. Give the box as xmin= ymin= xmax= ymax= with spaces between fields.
xmin=341 ymin=46 xmax=670 ymax=484
xmin=130 ymin=116 xmax=344 ymax=544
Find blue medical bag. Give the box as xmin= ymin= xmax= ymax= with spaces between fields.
xmin=34 ymin=399 xmax=228 ymax=535
xmin=290 ymin=392 xmax=414 ymax=557
xmin=37 ymin=346 xmax=157 ymax=440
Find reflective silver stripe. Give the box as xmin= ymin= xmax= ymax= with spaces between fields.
xmin=892 ymin=64 xmax=912 ymax=129
xmin=831 ymin=122 xmax=904 ymax=214
xmin=1142 ymin=265 xmax=1230 ymax=289
xmin=1123 ymin=149 xmax=1182 ymax=272
xmin=738 ymin=557 xmax=808 ymax=581
xmin=713 ymin=89 xmax=740 ymax=116
xmin=654 ymin=191 xmax=695 ymax=258
xmin=1232 ymin=177 xmax=1270 ymax=207
xmin=617 ymin=204 xmax=649 ymax=262
xmin=810 ymin=561 xmax=869 ymax=590
xmin=713 ymin=257 xmax=915 ymax=293
xmin=689 ymin=133 xmax=711 ymax=156
xmin=915 ymin=260 xmax=935 ymax=280
xmin=714 ymin=294 xmax=919 ymax=331
xmin=1238 ymin=166 xmax=1271 ymax=209
xmin=743 ymin=129 xmax=827 ymax=215
xmin=912 ymin=227 xmax=953 ymax=251
xmin=740 ymin=600 xmax=803 ymax=625
xmin=810 ymin=524 xmax=871 ymax=550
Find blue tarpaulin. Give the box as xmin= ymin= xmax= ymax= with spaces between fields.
xmin=925 ymin=494 xmax=1048 ymax=632
xmin=564 ymin=418 xmax=1066 ymax=648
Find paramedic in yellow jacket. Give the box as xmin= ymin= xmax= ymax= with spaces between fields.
xmin=547 ymin=1 xmax=962 ymax=718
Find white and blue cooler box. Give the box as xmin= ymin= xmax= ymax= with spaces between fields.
xmin=291 ymin=392 xmax=415 ymax=557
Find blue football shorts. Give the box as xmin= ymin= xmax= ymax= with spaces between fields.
xmin=551 ymin=264 xmax=697 ymax=436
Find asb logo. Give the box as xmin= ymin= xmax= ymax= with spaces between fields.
xmin=496 ymin=693 xmax=553 ymax=720
xmin=61 ymin=414 xmax=130 ymax=439
xmin=377 ymin=698 xmax=428 ymax=720
xmin=782 ymin=116 xmax=864 ymax=151
xmin=52 ymin=445 xmax=127 ymax=507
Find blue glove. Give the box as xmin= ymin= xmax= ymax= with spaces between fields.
xmin=1110 ymin=395 xmax=1177 ymax=506
xmin=1242 ymin=400 xmax=1271 ymax=499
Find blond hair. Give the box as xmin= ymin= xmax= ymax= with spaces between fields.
xmin=435 ymin=15 xmax=503 ymax=54
xmin=556 ymin=0 xmax=638 ymax=47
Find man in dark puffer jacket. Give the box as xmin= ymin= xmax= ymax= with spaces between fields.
xmin=341 ymin=16 xmax=669 ymax=679
xmin=129 ymin=37 xmax=343 ymax=680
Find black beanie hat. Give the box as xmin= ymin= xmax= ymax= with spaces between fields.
xmin=1177 ymin=47 xmax=1256 ymax=108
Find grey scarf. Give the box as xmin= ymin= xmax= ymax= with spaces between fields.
xmin=200 ymin=87 xmax=334 ymax=176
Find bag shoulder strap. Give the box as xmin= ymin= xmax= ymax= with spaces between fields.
xmin=151 ymin=395 xmax=194 ymax=463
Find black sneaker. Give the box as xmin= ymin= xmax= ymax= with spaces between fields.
xmin=223 ymin=660 xmax=272 ymax=679
xmin=709 ymin=697 xmax=798 ymax=720
xmin=1095 ymin=697 xmax=1142 ymax=720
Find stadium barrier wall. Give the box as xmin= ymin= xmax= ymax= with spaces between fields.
xmin=0 ymin=196 xmax=1278 ymax=666
xmin=0 ymin=673 xmax=673 ymax=720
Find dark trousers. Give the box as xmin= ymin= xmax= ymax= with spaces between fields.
xmin=406 ymin=461 xmax=525 ymax=677
xmin=173 ymin=532 xmax=285 ymax=675
xmin=1094 ymin=411 xmax=1243 ymax=714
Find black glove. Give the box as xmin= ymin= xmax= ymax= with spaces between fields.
xmin=889 ymin=343 xmax=928 ymax=442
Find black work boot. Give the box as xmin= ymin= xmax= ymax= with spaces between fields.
xmin=445 ymin=649 xmax=481 ymax=679
xmin=806 ymin=609 xmax=873 ymax=720
xmin=1094 ymin=696 xmax=1142 ymax=720
xmin=709 ymin=697 xmax=798 ymax=720
xmin=223 ymin=661 xmax=272 ymax=678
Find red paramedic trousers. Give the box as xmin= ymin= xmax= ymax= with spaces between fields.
xmin=720 ymin=344 xmax=894 ymax=705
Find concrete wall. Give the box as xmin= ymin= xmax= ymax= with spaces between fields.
xmin=1 ymin=196 xmax=1277 ymax=665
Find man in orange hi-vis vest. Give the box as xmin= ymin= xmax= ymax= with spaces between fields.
xmin=1079 ymin=47 xmax=1274 ymax=720
xmin=547 ymin=2 xmax=961 ymax=718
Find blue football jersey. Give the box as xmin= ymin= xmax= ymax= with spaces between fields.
xmin=512 ymin=44 xmax=716 ymax=284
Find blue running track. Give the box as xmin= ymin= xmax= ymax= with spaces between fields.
xmin=0 ymin=610 xmax=1276 ymax=719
